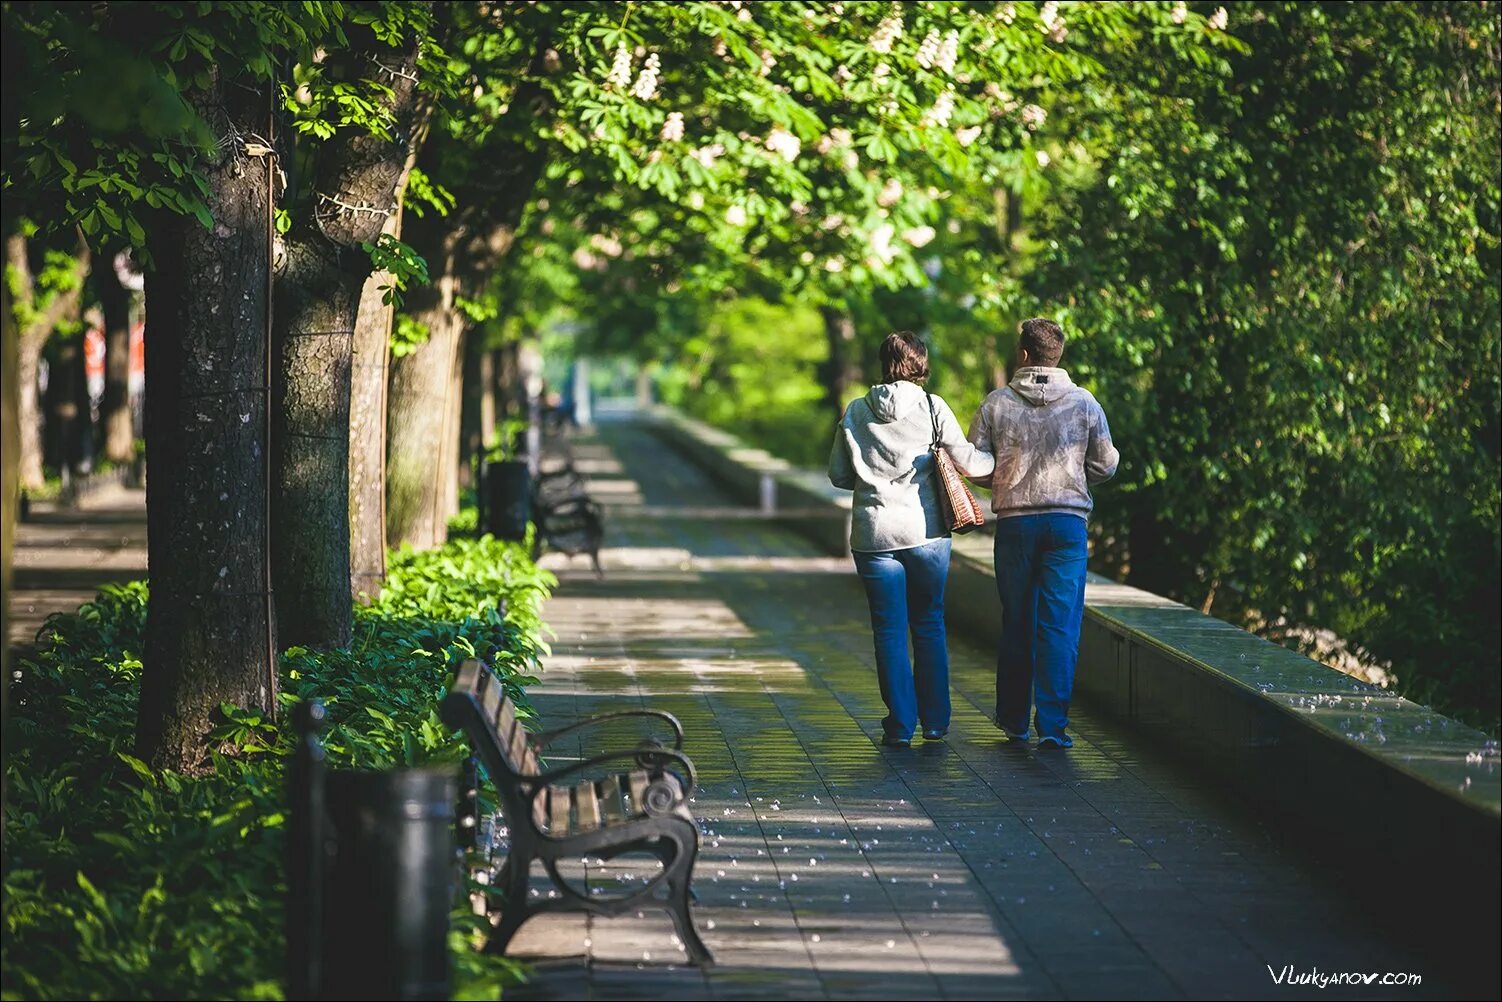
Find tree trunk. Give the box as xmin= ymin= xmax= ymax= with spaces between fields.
xmin=386 ymin=226 xmax=463 ymax=550
xmin=458 ymin=334 xmax=491 ymax=491
xmin=7 ymin=232 xmax=89 ymax=490
xmin=349 ymin=261 xmax=393 ymax=604
xmin=98 ymin=254 xmax=136 ymax=463
xmin=348 ymin=110 xmax=428 ymax=605
xmin=2 ymin=216 xmax=17 ymax=836
xmin=819 ymin=306 xmax=861 ymax=416
xmin=135 ymin=73 xmax=277 ymax=773
xmin=43 ymin=335 xmax=85 ymax=474
xmin=440 ymin=325 xmax=465 ymax=522
xmin=270 ymin=22 xmax=425 ymax=647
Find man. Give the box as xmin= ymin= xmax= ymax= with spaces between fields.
xmin=969 ymin=318 xmax=1119 ymax=749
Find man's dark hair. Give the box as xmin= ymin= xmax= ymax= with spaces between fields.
xmin=880 ymin=330 xmax=930 ymax=384
xmin=1018 ymin=317 xmax=1065 ymax=367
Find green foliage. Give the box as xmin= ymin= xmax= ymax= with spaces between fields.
xmin=657 ymin=298 xmax=830 ymax=467
xmin=361 ymin=232 xmax=430 ymax=308
xmin=2 ymin=535 xmax=556 ymax=999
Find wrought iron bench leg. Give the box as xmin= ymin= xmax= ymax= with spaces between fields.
xmin=662 ymin=818 xmax=714 ymax=967
xmin=485 ymin=846 xmax=535 ymax=956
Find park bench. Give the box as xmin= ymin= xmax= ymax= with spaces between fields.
xmin=528 ymin=428 xmax=605 ymax=575
xmin=441 ymin=658 xmax=713 ymax=966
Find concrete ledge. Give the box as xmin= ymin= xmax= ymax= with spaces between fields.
xmin=645 ymin=404 xmax=1500 ymax=925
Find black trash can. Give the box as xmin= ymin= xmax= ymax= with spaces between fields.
xmin=483 ymin=459 xmax=531 ymax=541
xmin=321 ymin=768 xmax=457 ymax=1001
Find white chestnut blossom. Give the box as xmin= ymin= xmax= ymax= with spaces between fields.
xmin=1021 ymin=103 xmax=1047 ymax=130
xmin=955 ymin=124 xmax=983 ymax=147
xmin=1039 ymin=2 xmax=1060 ymax=31
xmin=836 ymin=64 xmax=854 ymax=83
xmin=873 ymin=62 xmax=892 ymax=85
xmin=870 ymin=13 xmax=903 ymax=54
xmin=870 ymin=223 xmax=898 ymax=265
xmin=902 ymin=225 xmax=936 ymax=248
xmin=1171 ymin=2 xmax=1188 ymax=25
xmin=840 ymin=148 xmax=860 ymax=171
xmin=687 ymin=191 xmax=705 ymax=210
xmin=1048 ymin=21 xmax=1068 ymax=43
xmin=877 ymin=177 xmax=904 ymax=207
xmin=725 ymin=204 xmax=748 ymax=226
xmin=689 ymin=143 xmax=725 ymax=168
xmin=917 ymin=29 xmax=942 ymax=69
xmin=937 ymin=30 xmax=960 ymax=74
xmin=631 ymin=53 xmax=661 ymax=100
xmin=998 ymin=3 xmax=1017 ymax=24
xmin=824 ymin=257 xmax=846 ymax=273
xmin=1035 ymin=149 xmax=1051 ymax=167
xmin=660 ymin=112 xmax=685 ymax=142
xmin=605 ymin=45 xmax=632 ymax=89
xmin=713 ymin=37 xmax=728 ymax=58
xmin=765 ymin=127 xmax=801 ymax=162
xmin=1208 ymin=6 xmax=1229 ymax=30
xmin=830 ymin=127 xmax=853 ymax=146
xmin=737 ymin=5 xmax=752 ymax=21
xmin=923 ymin=89 xmax=956 ymax=128
xmin=820 ymin=214 xmax=845 ymax=231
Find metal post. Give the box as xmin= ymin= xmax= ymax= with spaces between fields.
xmin=287 ymin=700 xmax=328 ymax=1000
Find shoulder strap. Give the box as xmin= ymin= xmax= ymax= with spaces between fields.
xmin=925 ymin=392 xmax=941 ymax=449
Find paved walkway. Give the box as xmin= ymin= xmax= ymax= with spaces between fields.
xmin=516 ymin=418 xmax=1443 ymax=1000
xmin=8 ymin=482 xmax=148 ymax=651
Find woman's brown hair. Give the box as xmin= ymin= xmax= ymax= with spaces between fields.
xmin=880 ymin=330 xmax=929 ymax=384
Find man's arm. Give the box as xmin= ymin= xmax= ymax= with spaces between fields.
xmin=1085 ymin=401 xmax=1120 ymax=485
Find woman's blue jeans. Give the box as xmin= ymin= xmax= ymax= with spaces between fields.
xmin=853 ymin=538 xmax=953 ymax=741
xmin=993 ymin=513 xmax=1089 ymax=741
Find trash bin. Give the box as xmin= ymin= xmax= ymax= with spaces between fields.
xmin=483 ymin=459 xmax=531 ymax=541
xmin=320 ymin=768 xmax=457 ymax=1001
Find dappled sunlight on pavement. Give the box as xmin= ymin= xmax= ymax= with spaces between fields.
xmin=514 ymin=418 xmax=1446 ymax=1000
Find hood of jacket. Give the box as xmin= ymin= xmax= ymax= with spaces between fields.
xmin=1008 ymin=366 xmax=1075 ymax=406
xmin=864 ymin=379 xmax=929 ymax=422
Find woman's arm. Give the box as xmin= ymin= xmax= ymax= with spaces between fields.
xmin=828 ymin=420 xmax=857 ymax=490
xmin=937 ymin=396 xmax=995 ymax=478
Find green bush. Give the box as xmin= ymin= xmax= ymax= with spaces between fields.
xmin=2 ymin=535 xmax=556 ymax=1000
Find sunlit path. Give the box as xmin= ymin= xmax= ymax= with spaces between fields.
xmin=517 ymin=414 xmax=1444 ymax=1000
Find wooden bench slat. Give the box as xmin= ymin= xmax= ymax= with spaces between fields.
xmin=573 ymin=780 xmax=602 ymax=832
xmin=627 ymin=770 xmax=649 ymax=816
xmin=549 ymin=786 xmax=570 ymax=835
xmin=480 ymin=672 xmax=503 ymax=732
xmin=599 ymin=775 xmax=628 ymax=826
xmin=518 ymin=743 xmax=540 ymax=777
xmin=532 ymin=782 xmax=548 ymax=831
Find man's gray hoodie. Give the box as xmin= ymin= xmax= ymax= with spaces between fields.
xmin=828 ymin=381 xmax=995 ymax=553
xmin=968 ymin=367 xmax=1119 ymax=520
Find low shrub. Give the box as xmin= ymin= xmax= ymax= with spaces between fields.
xmin=2 ymin=534 xmax=556 ymax=1000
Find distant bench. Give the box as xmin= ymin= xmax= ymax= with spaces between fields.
xmin=442 ymin=659 xmax=713 ymax=965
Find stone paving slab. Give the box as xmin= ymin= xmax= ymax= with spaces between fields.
xmin=511 ymin=418 xmax=1455 ymax=1001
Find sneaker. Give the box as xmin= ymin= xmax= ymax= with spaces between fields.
xmin=1037 ymin=735 xmax=1073 ymax=750
xmin=922 ymin=728 xmax=948 ymax=742
xmin=880 ymin=734 xmax=912 ymax=749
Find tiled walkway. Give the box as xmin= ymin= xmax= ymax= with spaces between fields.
xmin=515 ymin=419 xmax=1443 ymax=1000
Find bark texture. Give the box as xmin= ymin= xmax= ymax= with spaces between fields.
xmin=271 ymin=21 xmax=425 ymax=647
xmin=349 ymin=259 xmax=393 ymax=602
xmin=136 ymin=73 xmax=276 ymax=773
xmin=386 ymin=220 xmax=463 ymax=550
xmin=98 ymin=254 xmax=136 ymax=463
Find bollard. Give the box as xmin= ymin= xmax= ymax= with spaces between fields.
xmin=321 ymin=768 xmax=457 ymax=1001
xmin=758 ymin=472 xmax=777 ymax=515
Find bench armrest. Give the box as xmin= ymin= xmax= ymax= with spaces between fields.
xmin=527 ymin=746 xmax=698 ymax=801
xmin=533 ymin=709 xmax=684 ymax=751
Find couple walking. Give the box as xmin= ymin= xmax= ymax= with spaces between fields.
xmin=828 ymin=319 xmax=1119 ymax=750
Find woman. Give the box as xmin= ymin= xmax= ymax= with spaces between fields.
xmin=828 ymin=331 xmax=994 ymax=747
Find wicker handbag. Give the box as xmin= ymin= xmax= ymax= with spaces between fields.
xmin=926 ymin=392 xmax=986 ymax=534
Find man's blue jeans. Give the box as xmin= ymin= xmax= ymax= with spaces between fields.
xmin=993 ymin=513 xmax=1088 ymax=741
xmin=853 ymin=538 xmax=952 ymax=741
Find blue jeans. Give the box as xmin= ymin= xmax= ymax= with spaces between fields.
xmin=993 ymin=513 xmax=1088 ymax=741
xmin=853 ymin=538 xmax=953 ymax=740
